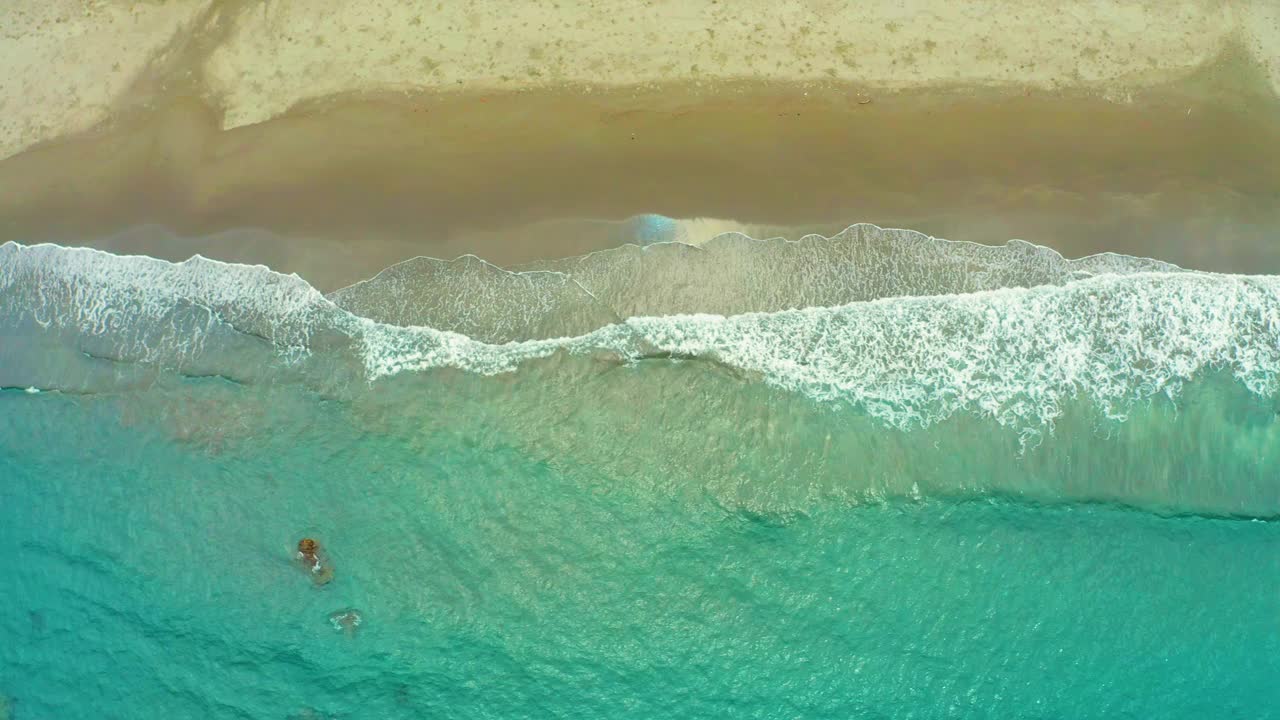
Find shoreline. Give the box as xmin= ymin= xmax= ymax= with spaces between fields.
xmin=2 ymin=80 xmax=1279 ymax=288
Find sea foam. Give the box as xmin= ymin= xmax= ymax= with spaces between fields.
xmin=4 ymin=226 xmax=1278 ymax=434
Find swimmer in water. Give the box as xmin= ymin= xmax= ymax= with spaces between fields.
xmin=295 ymin=538 xmax=334 ymax=585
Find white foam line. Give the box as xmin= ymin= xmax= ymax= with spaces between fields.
xmin=5 ymin=235 xmax=1278 ymax=435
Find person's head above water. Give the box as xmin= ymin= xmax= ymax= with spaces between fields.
xmin=295 ymin=537 xmax=334 ymax=584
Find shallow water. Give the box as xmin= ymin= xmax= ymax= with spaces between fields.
xmin=2 ymin=227 xmax=1280 ymax=717
xmin=3 ymin=384 xmax=1279 ymax=719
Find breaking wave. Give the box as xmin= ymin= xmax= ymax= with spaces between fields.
xmin=6 ymin=223 xmax=1280 ymax=516
xmin=4 ymin=224 xmax=1273 ymax=425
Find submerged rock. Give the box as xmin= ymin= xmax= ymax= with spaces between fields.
xmin=328 ymin=609 xmax=363 ymax=637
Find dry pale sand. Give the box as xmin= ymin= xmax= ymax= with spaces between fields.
xmin=5 ymin=0 xmax=1280 ymax=161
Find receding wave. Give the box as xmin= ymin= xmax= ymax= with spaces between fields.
xmin=516 ymin=223 xmax=1181 ymax=325
xmin=331 ymin=223 xmax=1179 ymax=342
xmin=328 ymin=255 xmax=619 ymax=343
xmin=4 ymin=225 xmax=1279 ymax=516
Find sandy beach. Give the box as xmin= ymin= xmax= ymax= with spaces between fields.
xmin=1 ymin=0 xmax=1279 ymax=287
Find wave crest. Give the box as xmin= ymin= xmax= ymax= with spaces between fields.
xmin=2 ymin=226 xmax=1274 ymax=437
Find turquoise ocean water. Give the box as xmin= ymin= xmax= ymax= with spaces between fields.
xmin=2 ymin=225 xmax=1278 ymax=718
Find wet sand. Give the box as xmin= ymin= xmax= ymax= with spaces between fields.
xmin=2 ymin=79 xmax=1278 ymax=289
